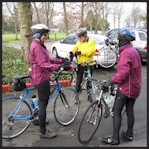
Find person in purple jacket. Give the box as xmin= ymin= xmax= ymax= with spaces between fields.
xmin=102 ymin=28 xmax=142 ymax=145
xmin=29 ymin=24 xmax=71 ymax=139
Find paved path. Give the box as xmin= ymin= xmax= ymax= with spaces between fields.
xmin=2 ymin=65 xmax=147 ymax=147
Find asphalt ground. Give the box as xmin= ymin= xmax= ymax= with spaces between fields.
xmin=2 ymin=64 xmax=147 ymax=147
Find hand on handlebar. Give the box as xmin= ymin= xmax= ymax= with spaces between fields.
xmin=61 ymin=58 xmax=71 ymax=65
xmin=75 ymin=51 xmax=81 ymax=57
xmin=60 ymin=62 xmax=76 ymax=71
xmin=105 ymin=78 xmax=113 ymax=87
xmin=69 ymin=51 xmax=74 ymax=61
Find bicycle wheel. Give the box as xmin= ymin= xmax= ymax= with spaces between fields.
xmin=78 ymin=100 xmax=103 ymax=144
xmin=98 ymin=48 xmax=117 ymax=68
xmin=2 ymin=96 xmax=32 ymax=139
xmin=53 ymin=87 xmax=80 ymax=126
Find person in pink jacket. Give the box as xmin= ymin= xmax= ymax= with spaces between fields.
xmin=102 ymin=28 xmax=142 ymax=145
xmin=29 ymin=24 xmax=71 ymax=139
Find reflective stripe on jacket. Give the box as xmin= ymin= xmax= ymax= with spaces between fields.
xmin=71 ymin=38 xmax=96 ymax=65
xmin=29 ymin=40 xmax=61 ymax=86
xmin=112 ymin=44 xmax=142 ymax=99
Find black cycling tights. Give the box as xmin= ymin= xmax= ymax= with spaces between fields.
xmin=35 ymin=80 xmax=50 ymax=134
xmin=112 ymin=91 xmax=135 ymax=141
xmin=76 ymin=64 xmax=94 ymax=93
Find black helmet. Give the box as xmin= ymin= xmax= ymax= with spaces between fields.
xmin=31 ymin=24 xmax=49 ymax=38
xmin=76 ymin=28 xmax=87 ymax=37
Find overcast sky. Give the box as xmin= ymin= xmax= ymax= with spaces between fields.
xmin=3 ymin=2 xmax=147 ymax=30
xmin=107 ymin=2 xmax=147 ymax=29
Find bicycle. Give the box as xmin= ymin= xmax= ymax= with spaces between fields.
xmin=78 ymin=80 xmax=126 ymax=144
xmin=2 ymin=70 xmax=79 ymax=139
xmin=71 ymin=60 xmax=98 ymax=103
xmin=96 ymin=38 xmax=118 ymax=69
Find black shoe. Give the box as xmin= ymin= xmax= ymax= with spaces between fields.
xmin=32 ymin=119 xmax=49 ymax=126
xmin=87 ymin=94 xmax=93 ymax=103
xmin=103 ymin=111 xmax=110 ymax=119
xmin=39 ymin=129 xmax=57 ymax=139
xmin=102 ymin=137 xmax=120 ymax=145
xmin=121 ymin=131 xmax=133 ymax=141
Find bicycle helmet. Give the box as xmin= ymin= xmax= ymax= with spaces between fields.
xmin=118 ymin=28 xmax=135 ymax=41
xmin=31 ymin=24 xmax=50 ymax=38
xmin=76 ymin=28 xmax=87 ymax=37
xmin=117 ymin=28 xmax=135 ymax=48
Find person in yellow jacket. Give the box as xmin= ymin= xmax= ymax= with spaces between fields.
xmin=69 ymin=28 xmax=96 ymax=103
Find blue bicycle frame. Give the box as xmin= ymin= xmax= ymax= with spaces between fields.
xmin=9 ymin=80 xmax=63 ymax=121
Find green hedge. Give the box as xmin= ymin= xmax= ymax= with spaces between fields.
xmin=2 ymin=46 xmax=71 ymax=84
xmin=2 ymin=46 xmax=29 ymax=84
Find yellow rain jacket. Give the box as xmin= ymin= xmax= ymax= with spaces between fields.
xmin=71 ymin=38 xmax=96 ymax=65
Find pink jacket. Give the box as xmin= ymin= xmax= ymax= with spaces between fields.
xmin=29 ymin=40 xmax=62 ymax=86
xmin=112 ymin=44 xmax=142 ymax=99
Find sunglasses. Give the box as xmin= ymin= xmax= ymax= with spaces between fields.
xmin=43 ymin=34 xmax=48 ymax=36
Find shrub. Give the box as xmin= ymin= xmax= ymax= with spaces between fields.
xmin=2 ymin=46 xmax=29 ymax=84
xmin=2 ymin=46 xmax=71 ymax=84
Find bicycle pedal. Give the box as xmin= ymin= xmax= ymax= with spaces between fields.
xmin=103 ymin=113 xmax=110 ymax=119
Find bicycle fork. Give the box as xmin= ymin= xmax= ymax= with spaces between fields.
xmin=86 ymin=90 xmax=103 ymax=125
xmin=87 ymin=106 xmax=97 ymax=125
xmin=59 ymin=92 xmax=70 ymax=108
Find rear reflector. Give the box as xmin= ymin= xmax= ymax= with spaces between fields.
xmin=94 ymin=49 xmax=98 ymax=56
xmin=144 ymin=45 xmax=147 ymax=50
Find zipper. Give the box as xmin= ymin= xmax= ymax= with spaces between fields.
xmin=33 ymin=64 xmax=36 ymax=83
xmin=129 ymin=73 xmax=130 ymax=97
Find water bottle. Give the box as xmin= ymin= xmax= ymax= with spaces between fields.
xmin=32 ymin=95 xmax=38 ymax=109
xmin=109 ymin=95 xmax=115 ymax=108
xmin=104 ymin=96 xmax=111 ymax=107
xmin=104 ymin=95 xmax=115 ymax=108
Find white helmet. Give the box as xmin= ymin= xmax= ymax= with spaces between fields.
xmin=31 ymin=24 xmax=49 ymax=38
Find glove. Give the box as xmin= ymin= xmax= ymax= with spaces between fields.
xmin=75 ymin=51 xmax=81 ymax=57
xmin=105 ymin=78 xmax=113 ymax=87
xmin=61 ymin=58 xmax=71 ymax=65
xmin=69 ymin=51 xmax=74 ymax=61
xmin=60 ymin=63 xmax=71 ymax=71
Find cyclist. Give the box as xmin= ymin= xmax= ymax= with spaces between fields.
xmin=102 ymin=28 xmax=142 ymax=145
xmin=29 ymin=24 xmax=71 ymax=139
xmin=69 ymin=28 xmax=96 ymax=103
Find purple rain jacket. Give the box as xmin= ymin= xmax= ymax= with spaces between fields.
xmin=111 ymin=44 xmax=142 ymax=99
xmin=29 ymin=40 xmax=62 ymax=86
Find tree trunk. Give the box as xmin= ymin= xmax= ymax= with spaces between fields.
xmin=63 ymin=2 xmax=68 ymax=35
xmin=18 ymin=2 xmax=32 ymax=63
xmin=80 ymin=2 xmax=84 ymax=27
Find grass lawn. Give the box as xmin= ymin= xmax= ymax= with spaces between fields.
xmin=2 ymin=32 xmax=66 ymax=44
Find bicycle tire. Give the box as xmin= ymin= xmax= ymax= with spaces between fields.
xmin=78 ymin=100 xmax=103 ymax=144
xmin=53 ymin=87 xmax=80 ymax=126
xmin=98 ymin=48 xmax=117 ymax=68
xmin=2 ymin=96 xmax=32 ymax=139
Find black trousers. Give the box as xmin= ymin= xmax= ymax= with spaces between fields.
xmin=112 ymin=91 xmax=135 ymax=141
xmin=75 ymin=64 xmax=94 ymax=93
xmin=35 ymin=80 xmax=50 ymax=134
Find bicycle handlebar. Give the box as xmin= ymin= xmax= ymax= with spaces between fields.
xmin=96 ymin=80 xmax=116 ymax=93
xmin=14 ymin=75 xmax=31 ymax=80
